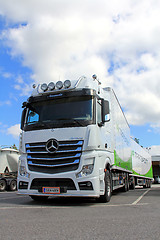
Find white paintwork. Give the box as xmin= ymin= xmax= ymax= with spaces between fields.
xmin=0 ymin=148 xmax=19 ymax=173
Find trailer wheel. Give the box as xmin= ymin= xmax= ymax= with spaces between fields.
xmin=9 ymin=180 xmax=17 ymax=191
xmin=98 ymin=170 xmax=111 ymax=203
xmin=30 ymin=195 xmax=49 ymax=201
xmin=123 ymin=174 xmax=129 ymax=192
xmin=147 ymin=180 xmax=151 ymax=188
xmin=0 ymin=179 xmax=7 ymax=191
xmin=130 ymin=177 xmax=135 ymax=190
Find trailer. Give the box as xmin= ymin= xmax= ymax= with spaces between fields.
xmin=0 ymin=147 xmax=19 ymax=191
xmin=18 ymin=75 xmax=153 ymax=202
xmin=129 ymin=138 xmax=153 ymax=189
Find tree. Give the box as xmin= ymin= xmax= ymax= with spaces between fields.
xmin=11 ymin=144 xmax=18 ymax=150
xmin=134 ymin=138 xmax=139 ymax=144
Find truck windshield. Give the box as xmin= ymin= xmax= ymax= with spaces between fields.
xmin=25 ymin=95 xmax=94 ymax=130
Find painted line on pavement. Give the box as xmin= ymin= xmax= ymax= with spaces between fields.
xmin=0 ymin=202 xmax=149 ymax=210
xmin=132 ymin=189 xmax=150 ymax=205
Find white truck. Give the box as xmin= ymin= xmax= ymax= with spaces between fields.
xmin=0 ymin=147 xmax=19 ymax=191
xmin=18 ymin=75 xmax=152 ymax=202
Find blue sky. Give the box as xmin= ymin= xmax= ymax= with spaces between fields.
xmin=0 ymin=0 xmax=160 ymax=148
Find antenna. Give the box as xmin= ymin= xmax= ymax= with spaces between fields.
xmin=92 ymin=74 xmax=101 ymax=85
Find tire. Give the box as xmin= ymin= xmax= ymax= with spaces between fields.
xmin=30 ymin=195 xmax=49 ymax=201
xmin=0 ymin=179 xmax=7 ymax=191
xmin=143 ymin=181 xmax=147 ymax=188
xmin=9 ymin=180 xmax=17 ymax=191
xmin=98 ymin=170 xmax=111 ymax=203
xmin=130 ymin=177 xmax=135 ymax=190
xmin=123 ymin=174 xmax=129 ymax=192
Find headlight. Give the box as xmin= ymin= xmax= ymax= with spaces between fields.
xmin=76 ymin=164 xmax=94 ymax=178
xmin=19 ymin=160 xmax=30 ymax=178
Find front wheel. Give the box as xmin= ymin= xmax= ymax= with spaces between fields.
xmin=98 ymin=170 xmax=111 ymax=203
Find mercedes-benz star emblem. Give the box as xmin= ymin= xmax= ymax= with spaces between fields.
xmin=46 ymin=139 xmax=59 ymax=153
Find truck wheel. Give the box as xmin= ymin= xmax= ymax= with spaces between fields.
xmin=30 ymin=195 xmax=49 ymax=201
xmin=148 ymin=180 xmax=151 ymax=188
xmin=0 ymin=179 xmax=7 ymax=191
xmin=123 ymin=175 xmax=129 ymax=192
xmin=9 ymin=180 xmax=17 ymax=191
xmin=98 ymin=170 xmax=111 ymax=203
xmin=130 ymin=177 xmax=135 ymax=190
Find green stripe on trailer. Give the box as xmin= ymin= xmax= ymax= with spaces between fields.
xmin=132 ymin=165 xmax=153 ymax=179
xmin=114 ymin=150 xmax=132 ymax=172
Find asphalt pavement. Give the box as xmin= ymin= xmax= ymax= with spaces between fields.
xmin=0 ymin=185 xmax=160 ymax=240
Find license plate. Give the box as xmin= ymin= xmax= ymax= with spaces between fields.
xmin=42 ymin=187 xmax=60 ymax=194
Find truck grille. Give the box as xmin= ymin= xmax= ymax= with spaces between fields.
xmin=26 ymin=140 xmax=83 ymax=174
xmin=30 ymin=178 xmax=76 ymax=191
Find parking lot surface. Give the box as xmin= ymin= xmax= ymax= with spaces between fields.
xmin=0 ymin=185 xmax=160 ymax=240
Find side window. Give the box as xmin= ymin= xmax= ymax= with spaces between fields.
xmin=97 ymin=100 xmax=102 ymax=123
xmin=27 ymin=110 xmax=39 ymax=124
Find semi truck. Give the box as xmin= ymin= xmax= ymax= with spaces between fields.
xmin=0 ymin=147 xmax=19 ymax=191
xmin=18 ymin=75 xmax=153 ymax=202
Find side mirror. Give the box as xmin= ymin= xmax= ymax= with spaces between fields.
xmin=102 ymin=99 xmax=110 ymax=123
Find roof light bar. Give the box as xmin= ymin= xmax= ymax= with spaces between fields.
xmin=64 ymin=80 xmax=71 ymax=88
xmin=56 ymin=81 xmax=63 ymax=89
xmin=41 ymin=83 xmax=48 ymax=91
xmin=40 ymin=80 xmax=72 ymax=92
xmin=48 ymin=82 xmax=55 ymax=90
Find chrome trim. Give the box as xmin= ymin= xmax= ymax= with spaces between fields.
xmin=26 ymin=141 xmax=83 ymax=149
xmin=28 ymin=159 xmax=79 ymax=168
xmin=27 ymin=153 xmax=81 ymax=161
xmin=27 ymin=147 xmax=82 ymax=154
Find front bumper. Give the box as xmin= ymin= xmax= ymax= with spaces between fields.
xmin=17 ymin=171 xmax=103 ymax=198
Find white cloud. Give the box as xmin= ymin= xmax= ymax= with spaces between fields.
xmin=2 ymin=72 xmax=13 ymax=78
xmin=16 ymin=75 xmax=24 ymax=84
xmin=0 ymin=100 xmax=11 ymax=106
xmin=0 ymin=0 xmax=160 ymax=129
xmin=7 ymin=124 xmax=21 ymax=139
xmin=150 ymin=123 xmax=160 ymax=135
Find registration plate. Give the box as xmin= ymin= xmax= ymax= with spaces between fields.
xmin=42 ymin=187 xmax=60 ymax=194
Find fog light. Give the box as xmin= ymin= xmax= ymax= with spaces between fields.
xmin=19 ymin=181 xmax=28 ymax=189
xmin=78 ymin=181 xmax=93 ymax=190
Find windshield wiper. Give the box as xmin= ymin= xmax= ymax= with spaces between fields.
xmin=72 ymin=119 xmax=85 ymax=127
xmin=57 ymin=118 xmax=85 ymax=127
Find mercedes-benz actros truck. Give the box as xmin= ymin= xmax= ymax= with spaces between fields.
xmin=18 ymin=75 xmax=153 ymax=202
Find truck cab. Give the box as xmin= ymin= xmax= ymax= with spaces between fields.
xmin=18 ymin=76 xmax=112 ymax=201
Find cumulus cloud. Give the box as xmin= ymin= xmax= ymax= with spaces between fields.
xmin=0 ymin=100 xmax=11 ymax=106
xmin=0 ymin=0 xmax=160 ymax=132
xmin=7 ymin=124 xmax=21 ymax=139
